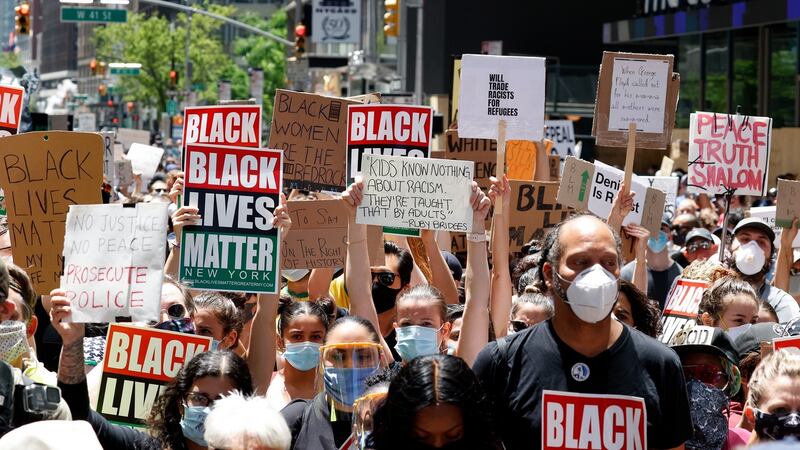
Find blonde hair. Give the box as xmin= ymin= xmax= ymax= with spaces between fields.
xmin=680 ymin=259 xmax=731 ymax=283
xmin=747 ymin=350 xmax=800 ymax=407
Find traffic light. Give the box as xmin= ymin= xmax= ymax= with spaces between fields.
xmin=127 ymin=102 xmax=134 ymax=113
xmin=90 ymin=59 xmax=98 ymax=76
xmin=169 ymin=70 xmax=178 ymax=88
xmin=294 ymin=24 xmax=306 ymax=57
xmin=384 ymin=0 xmax=399 ymax=38
xmin=98 ymin=84 xmax=107 ymax=96
xmin=15 ymin=2 xmax=30 ymax=36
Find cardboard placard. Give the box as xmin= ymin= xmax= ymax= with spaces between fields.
xmin=443 ymin=129 xmax=496 ymax=189
xmin=182 ymin=105 xmax=262 ymax=148
xmin=748 ymin=206 xmax=800 ymax=248
xmin=96 ymin=324 xmax=212 ymax=427
xmin=773 ymin=335 xmax=800 ymax=351
xmin=458 ymin=54 xmax=546 ymax=141
xmin=100 ymin=131 xmax=115 ymax=184
xmin=687 ymin=112 xmax=772 ymax=196
xmin=356 ymin=154 xmax=474 ymax=233
xmin=508 ymin=181 xmax=571 ymax=253
xmin=506 ymin=140 xmax=536 ymax=181
xmin=658 ymin=278 xmax=709 ymax=344
xmin=544 ymin=120 xmax=578 ymax=160
xmin=269 ymin=90 xmax=357 ymax=192
xmin=593 ymin=52 xmax=679 ymax=149
xmin=776 ymin=178 xmax=800 ymax=228
xmin=346 ymin=93 xmax=381 ymax=104
xmin=0 ymin=131 xmax=103 ymax=292
xmin=656 ymin=156 xmax=674 ymax=176
xmin=61 ymin=203 xmax=167 ymax=323
xmin=346 ymin=104 xmax=433 ymax=183
xmin=115 ymin=160 xmax=134 ymax=188
xmin=0 ymin=85 xmax=24 ymax=137
xmin=115 ymin=128 xmax=150 ymax=152
xmin=542 ymin=390 xmax=647 ymax=450
xmin=642 ymin=176 xmax=679 ymax=219
xmin=180 ymin=144 xmax=282 ymax=293
xmin=451 ymin=59 xmax=461 ymax=123
xmin=125 ymin=143 xmax=164 ymax=181
xmin=548 ymin=154 xmax=561 ymax=180
xmin=282 ymin=199 xmax=348 ymax=269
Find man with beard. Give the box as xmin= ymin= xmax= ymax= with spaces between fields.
xmin=729 ymin=218 xmax=799 ymax=322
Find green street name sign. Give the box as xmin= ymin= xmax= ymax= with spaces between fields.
xmin=110 ymin=66 xmax=140 ymax=76
xmin=61 ymin=7 xmax=128 ymax=24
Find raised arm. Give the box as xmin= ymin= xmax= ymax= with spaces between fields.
xmin=624 ymin=224 xmax=650 ymax=294
xmin=50 ymin=289 xmax=86 ymax=387
xmin=488 ymin=175 xmax=513 ymax=339
xmin=774 ymin=218 xmax=798 ymax=292
xmin=307 ymin=268 xmax=336 ymax=300
xmin=606 ymin=182 xmax=635 ymax=233
xmin=394 ymin=236 xmax=427 ymax=287
xmin=421 ymin=230 xmax=459 ymax=304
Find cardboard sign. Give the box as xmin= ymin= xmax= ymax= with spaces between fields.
xmin=0 ymin=131 xmax=103 ymax=292
xmin=556 ymin=157 xmax=666 ymax=235
xmin=182 ymin=105 xmax=262 ymax=148
xmin=642 ymin=176 xmax=678 ymax=219
xmin=125 ymin=143 xmax=164 ymax=180
xmin=688 ymin=112 xmax=772 ymax=196
xmin=548 ymin=155 xmax=561 ymax=180
xmin=658 ymin=278 xmax=709 ymax=344
xmin=100 ymin=131 xmax=115 ymax=184
xmin=542 ymin=390 xmax=647 ymax=450
xmin=508 ymin=181 xmax=571 ymax=253
xmin=61 ymin=204 xmax=167 ymax=323
xmin=346 ymin=104 xmax=432 ymax=183
xmin=115 ymin=128 xmax=150 ymax=151
xmin=356 ymin=154 xmax=474 ymax=232
xmin=749 ymin=206 xmax=800 ymax=248
xmin=776 ymin=178 xmax=800 ymax=228
xmin=458 ymin=54 xmax=546 ymax=141
xmin=773 ymin=335 xmax=800 ymax=351
xmin=269 ymin=90 xmax=357 ymax=192
xmin=180 ymin=144 xmax=282 ymax=293
xmin=451 ymin=59 xmax=461 ymax=123
xmin=593 ymin=52 xmax=679 ymax=149
xmin=282 ymin=199 xmax=348 ymax=269
xmin=115 ymin=160 xmax=134 ymax=188
xmin=544 ymin=120 xmax=578 ymax=160
xmin=96 ymin=324 xmax=212 ymax=427
xmin=443 ymin=129 xmax=496 ymax=189
xmin=311 ymin=0 xmax=361 ymax=44
xmin=0 ymin=85 xmax=24 ymax=137
xmin=506 ymin=140 xmax=536 ymax=181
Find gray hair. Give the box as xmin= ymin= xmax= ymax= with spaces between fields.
xmin=511 ymin=292 xmax=554 ymax=320
xmin=204 ymin=392 xmax=291 ymax=450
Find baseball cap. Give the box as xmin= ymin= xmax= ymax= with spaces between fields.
xmin=661 ymin=214 xmax=672 ymax=228
xmin=733 ymin=322 xmax=783 ymax=356
xmin=669 ymin=324 xmax=740 ymax=365
xmin=733 ymin=217 xmax=776 ymax=243
xmin=441 ymin=251 xmax=463 ymax=282
xmin=685 ymin=227 xmax=714 ymax=244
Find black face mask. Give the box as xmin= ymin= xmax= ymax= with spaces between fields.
xmin=755 ymin=410 xmax=800 ymax=441
xmin=685 ymin=379 xmax=728 ymax=450
xmin=372 ymin=282 xmax=401 ymax=314
xmin=673 ymin=230 xmax=686 ymax=246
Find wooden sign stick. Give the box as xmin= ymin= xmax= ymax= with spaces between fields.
xmin=623 ymin=122 xmax=636 ymax=196
xmin=495 ymin=119 xmax=507 ymax=216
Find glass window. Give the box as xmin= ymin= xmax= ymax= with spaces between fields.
xmin=732 ymin=28 xmax=758 ymax=116
xmin=769 ymin=23 xmax=798 ymax=127
xmin=705 ymin=32 xmax=729 ymax=113
xmin=677 ymin=35 xmax=701 ymax=128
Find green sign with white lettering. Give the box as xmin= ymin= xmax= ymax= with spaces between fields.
xmin=61 ymin=7 xmax=127 ymax=24
xmin=110 ymin=66 xmax=140 ymax=76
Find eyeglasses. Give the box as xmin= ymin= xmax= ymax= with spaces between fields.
xmin=682 ymin=364 xmax=728 ymax=389
xmin=371 ymin=271 xmax=397 ymax=287
xmin=185 ymin=392 xmax=215 ymax=408
xmin=165 ymin=303 xmax=187 ymax=319
xmin=687 ymin=241 xmax=712 ymax=253
xmin=510 ymin=320 xmax=531 ymax=333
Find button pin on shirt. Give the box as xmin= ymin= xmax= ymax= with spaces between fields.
xmin=571 ymin=362 xmax=590 ymax=382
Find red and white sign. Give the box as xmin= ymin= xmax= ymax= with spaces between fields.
xmin=346 ymin=104 xmax=432 ymax=182
xmin=688 ymin=112 xmax=772 ymax=196
xmin=0 ymin=85 xmax=24 ymax=137
xmin=542 ymin=390 xmax=647 ymax=450
xmin=773 ymin=335 xmax=800 ymax=351
xmin=659 ymin=278 xmax=709 ymax=344
xmin=182 ymin=105 xmax=262 ymax=148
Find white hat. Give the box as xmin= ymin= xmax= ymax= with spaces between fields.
xmin=0 ymin=420 xmax=102 ymax=450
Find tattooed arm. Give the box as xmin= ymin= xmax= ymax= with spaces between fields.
xmin=49 ymin=289 xmax=86 ymax=384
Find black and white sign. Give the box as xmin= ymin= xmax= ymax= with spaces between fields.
xmin=312 ymin=0 xmax=361 ymax=44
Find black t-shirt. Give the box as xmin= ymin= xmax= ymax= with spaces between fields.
xmin=472 ymin=320 xmax=692 ymax=450
xmin=620 ymin=260 xmax=683 ymax=309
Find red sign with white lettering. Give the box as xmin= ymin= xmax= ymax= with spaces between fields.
xmin=182 ymin=105 xmax=262 ymax=148
xmin=658 ymin=278 xmax=709 ymax=344
xmin=542 ymin=390 xmax=647 ymax=450
xmin=0 ymin=85 xmax=24 ymax=137
xmin=773 ymin=335 xmax=800 ymax=351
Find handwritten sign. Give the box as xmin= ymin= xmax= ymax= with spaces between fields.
xmin=443 ymin=129 xmax=496 ymax=189
xmin=0 ymin=131 xmax=103 ymax=292
xmin=269 ymin=90 xmax=356 ymax=192
xmin=100 ymin=131 xmax=115 ymax=184
xmin=97 ymin=324 xmax=212 ymax=427
xmin=544 ymin=120 xmax=577 ymax=160
xmin=506 ymin=140 xmax=536 ymax=181
xmin=593 ymin=52 xmax=679 ymax=149
xmin=182 ymin=105 xmax=261 ymax=148
xmin=642 ymin=176 xmax=679 ymax=219
xmin=115 ymin=160 xmax=134 ymax=188
xmin=776 ymin=178 xmax=800 ymax=228
xmin=180 ymin=144 xmax=282 ymax=293
xmin=61 ymin=203 xmax=167 ymax=323
xmin=282 ymin=199 xmax=348 ymax=269
xmin=508 ymin=181 xmax=571 ymax=252
xmin=356 ymin=154 xmax=474 ymax=232
xmin=458 ymin=54 xmax=546 ymax=141
xmin=0 ymin=85 xmax=24 ymax=137
xmin=688 ymin=112 xmax=772 ymax=196
xmin=658 ymin=278 xmax=708 ymax=344
xmin=542 ymin=390 xmax=647 ymax=450
xmin=125 ymin=143 xmax=164 ymax=181
xmin=346 ymin=104 xmax=432 ymax=183
xmin=749 ymin=206 xmax=800 ymax=248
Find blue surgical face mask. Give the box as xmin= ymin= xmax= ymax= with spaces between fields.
xmin=283 ymin=341 xmax=321 ymax=371
xmin=394 ymin=325 xmax=441 ymax=361
xmin=323 ymin=367 xmax=378 ymax=406
xmin=647 ymin=231 xmax=669 ymax=253
xmin=180 ymin=405 xmax=210 ymax=446
xmin=210 ymin=339 xmax=220 ymax=351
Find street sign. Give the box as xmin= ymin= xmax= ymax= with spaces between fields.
xmin=109 ymin=63 xmax=141 ymax=76
xmin=166 ymin=100 xmax=178 ymax=116
xmin=60 ymin=7 xmax=128 ymax=23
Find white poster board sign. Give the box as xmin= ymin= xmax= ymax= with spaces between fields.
xmin=607 ymin=57 xmax=670 ymax=134
xmin=74 ymin=113 xmax=97 ymax=132
xmin=125 ymin=143 xmax=164 ymax=180
xmin=311 ymin=0 xmax=361 ymax=44
xmin=544 ymin=120 xmax=578 ymax=160
xmin=643 ymin=176 xmax=678 ymax=219
xmin=590 ymin=161 xmax=651 ymax=227
xmin=749 ymin=206 xmax=800 ymax=248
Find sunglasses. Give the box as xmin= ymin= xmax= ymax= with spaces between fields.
xmin=510 ymin=320 xmax=531 ymax=333
xmin=371 ymin=271 xmax=397 ymax=287
xmin=682 ymin=364 xmax=728 ymax=389
xmin=152 ymin=188 xmax=167 ymax=194
xmin=165 ymin=303 xmax=187 ymax=319
xmin=687 ymin=241 xmax=712 ymax=253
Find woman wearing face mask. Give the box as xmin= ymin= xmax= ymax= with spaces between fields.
xmin=193 ymin=293 xmax=244 ymax=354
xmin=371 ymin=355 xmax=502 ymax=450
xmin=393 ymin=285 xmax=451 ymax=362
xmin=745 ymin=349 xmax=800 ymax=443
xmin=266 ymin=298 xmax=329 ymax=411
xmin=281 ymin=315 xmax=387 ymax=450
xmin=698 ymin=276 xmax=760 ymax=339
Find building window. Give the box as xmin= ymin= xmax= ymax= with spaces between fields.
xmin=677 ymin=35 xmax=700 ymax=128
xmin=769 ymin=23 xmax=798 ymax=127
xmin=732 ymin=28 xmax=758 ymax=116
xmin=705 ymin=32 xmax=729 ymax=113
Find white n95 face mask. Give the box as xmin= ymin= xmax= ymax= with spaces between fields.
xmin=558 ymin=264 xmax=619 ymax=324
xmin=735 ymin=241 xmax=766 ymax=276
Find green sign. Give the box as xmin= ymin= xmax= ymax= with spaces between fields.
xmin=166 ymin=100 xmax=178 ymax=116
xmin=110 ymin=67 xmax=140 ymax=76
xmin=60 ymin=7 xmax=128 ymax=23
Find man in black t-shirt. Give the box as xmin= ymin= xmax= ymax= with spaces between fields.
xmin=473 ymin=214 xmax=692 ymax=450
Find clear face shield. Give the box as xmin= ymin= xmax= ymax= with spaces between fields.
xmin=352 ymin=391 xmax=388 ymax=450
xmin=318 ymin=342 xmax=383 ymax=409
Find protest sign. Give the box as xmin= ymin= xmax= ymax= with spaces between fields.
xmin=542 ymin=390 xmax=647 ymax=450
xmin=593 ymin=52 xmax=679 ymax=149
xmin=776 ymin=178 xmax=800 ymax=228
xmin=749 ymin=206 xmax=800 ymax=248
xmin=506 ymin=140 xmax=536 ymax=181
xmin=658 ymin=278 xmax=708 ymax=344
xmin=125 ymin=143 xmax=164 ymax=181
xmin=451 ymin=59 xmax=461 ymax=123
xmin=74 ymin=112 xmax=97 ymax=132
xmin=443 ymin=129 xmax=496 ymax=189
xmin=182 ymin=105 xmax=262 ymax=148
xmin=773 ymin=335 xmax=800 ymax=351
xmin=311 ymin=0 xmax=360 ymax=44
xmin=356 ymin=154 xmax=474 ymax=232
xmin=0 ymin=85 xmax=24 ymax=137
xmin=544 ymin=120 xmax=577 ymax=160
xmin=0 ymin=131 xmax=103 ymax=292
xmin=61 ymin=203 xmax=167 ymax=323
xmin=508 ymin=181 xmax=570 ymax=253
xmin=282 ymin=199 xmax=348 ymax=269
xmin=346 ymin=104 xmax=433 ymax=183
xmin=549 ymin=155 xmax=560 ymax=180
xmin=116 ymin=128 xmax=150 ymax=151
xmin=97 ymin=324 xmax=212 ymax=427
xmin=642 ymin=176 xmax=679 ymax=219
xmin=687 ymin=112 xmax=772 ymax=196
xmin=180 ymin=144 xmax=282 ymax=293
xmin=656 ymin=156 xmax=674 ymax=176
xmin=269 ymin=90 xmax=357 ymax=192
xmin=115 ymin=160 xmax=134 ymax=188
xmin=100 ymin=131 xmax=115 ymax=185
xmin=458 ymin=54 xmax=546 ymax=141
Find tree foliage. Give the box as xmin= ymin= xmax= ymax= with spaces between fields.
xmin=233 ymin=11 xmax=287 ymax=120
